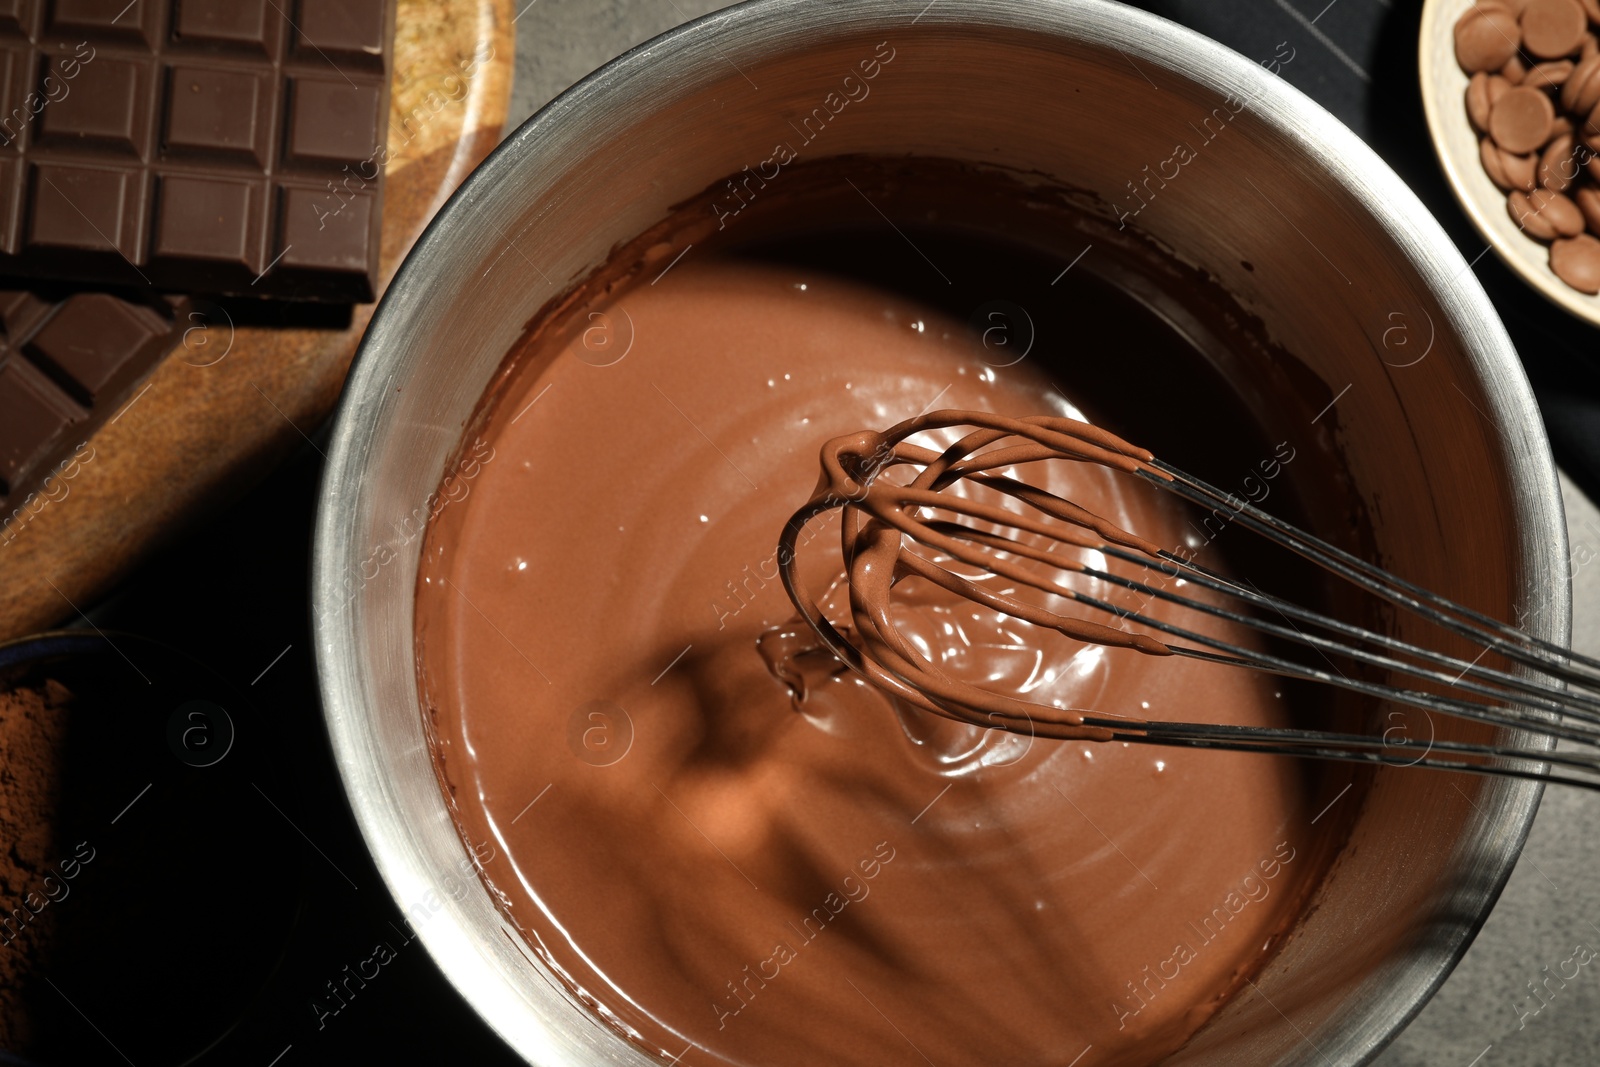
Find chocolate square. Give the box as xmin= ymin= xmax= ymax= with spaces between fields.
xmin=294 ymin=0 xmax=386 ymax=67
xmin=50 ymin=0 xmax=160 ymax=46
xmin=164 ymin=64 xmax=269 ymax=163
xmin=286 ymin=76 xmax=380 ymax=166
xmin=0 ymin=0 xmax=30 ymax=38
xmin=38 ymin=55 xmax=155 ymax=156
xmin=26 ymin=294 xmax=164 ymax=404
xmin=0 ymin=357 xmax=83 ymax=495
xmin=278 ymin=181 xmax=372 ymax=274
xmin=0 ymin=288 xmax=184 ymax=507
xmin=174 ymin=0 xmax=271 ymax=50
xmin=26 ymin=294 xmax=166 ymax=403
xmin=26 ymin=162 xmax=142 ymax=257
xmin=0 ymin=46 xmax=38 ymax=153
xmin=152 ymin=172 xmax=259 ymax=268
xmin=0 ymin=155 xmax=17 ymax=252
xmin=0 ymin=289 xmax=47 ymax=336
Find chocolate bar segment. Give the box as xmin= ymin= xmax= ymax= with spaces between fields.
xmin=0 ymin=357 xmax=82 ymax=496
xmin=51 ymin=1 xmax=162 ymax=47
xmin=26 ymin=164 xmax=146 ymax=260
xmin=151 ymin=173 xmax=260 ymax=267
xmin=0 ymin=289 xmax=181 ymax=509
xmin=174 ymin=0 xmax=277 ymax=55
xmin=295 ymin=0 xmax=388 ymax=67
xmin=25 ymin=293 xmax=171 ymax=403
xmin=278 ymin=183 xmax=373 ymax=273
xmin=164 ymin=64 xmax=271 ymax=163
xmin=38 ymin=53 xmax=154 ymax=153
xmin=0 ymin=0 xmax=394 ymax=302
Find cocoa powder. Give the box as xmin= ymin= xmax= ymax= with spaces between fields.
xmin=0 ymin=680 xmax=71 ymax=1053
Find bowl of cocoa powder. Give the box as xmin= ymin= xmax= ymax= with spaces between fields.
xmin=0 ymin=631 xmax=299 ymax=1065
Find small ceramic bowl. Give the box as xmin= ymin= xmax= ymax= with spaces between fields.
xmin=0 ymin=631 xmax=298 ymax=1065
xmin=1420 ymin=0 xmax=1600 ymax=326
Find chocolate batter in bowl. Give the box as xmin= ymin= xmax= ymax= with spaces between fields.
xmin=311 ymin=3 xmax=1569 ymax=1065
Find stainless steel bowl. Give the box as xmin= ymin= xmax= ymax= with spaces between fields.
xmin=312 ymin=1 xmax=1569 ymax=1063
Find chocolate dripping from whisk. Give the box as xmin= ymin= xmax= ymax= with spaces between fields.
xmin=775 ymin=409 xmax=1600 ymax=790
xmin=775 ymin=409 xmax=1178 ymax=744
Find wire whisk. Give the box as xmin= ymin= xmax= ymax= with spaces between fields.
xmin=777 ymin=410 xmax=1600 ymax=790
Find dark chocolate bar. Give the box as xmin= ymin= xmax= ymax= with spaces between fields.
xmin=0 ymin=288 xmax=183 ymax=528
xmin=0 ymin=0 xmax=394 ymax=302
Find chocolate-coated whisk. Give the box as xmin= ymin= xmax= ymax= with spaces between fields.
xmin=777 ymin=410 xmax=1600 ymax=790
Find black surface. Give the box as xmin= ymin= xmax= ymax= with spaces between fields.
xmin=23 ymin=2 xmax=1599 ymax=1064
xmin=69 ymin=444 xmax=522 ymax=1067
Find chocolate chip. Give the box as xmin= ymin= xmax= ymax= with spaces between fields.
xmin=1483 ymin=138 xmax=1514 ymax=188
xmin=1468 ymin=72 xmax=1502 ymax=130
xmin=1510 ymin=147 xmax=1541 ymax=188
xmin=1543 ymin=187 xmax=1585 ymax=233
xmin=1504 ymin=187 xmax=1580 ymax=238
xmin=1523 ymin=0 xmax=1588 ymax=57
xmin=1541 ymin=132 xmax=1580 ymax=188
xmin=1529 ymin=58 xmax=1577 ymax=87
xmin=1491 ymin=86 xmax=1558 ymax=151
xmin=1574 ymin=185 xmax=1600 ymax=231
xmin=1550 ymin=232 xmax=1600 ymax=290
xmin=1457 ymin=5 xmax=1524 ymax=71
xmin=1511 ymin=189 xmax=1561 ymax=237
xmin=1483 ymin=138 xmax=1541 ymax=190
xmin=1562 ymin=53 xmax=1600 ymax=111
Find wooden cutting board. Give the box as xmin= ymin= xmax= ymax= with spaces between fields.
xmin=0 ymin=0 xmax=515 ymax=641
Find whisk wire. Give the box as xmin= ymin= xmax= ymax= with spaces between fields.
xmin=922 ymin=511 xmax=1600 ymax=728
xmin=1100 ymin=545 xmax=1600 ymax=720
xmin=779 ymin=410 xmax=1594 ymax=790
xmin=1144 ymin=459 xmax=1600 ymax=686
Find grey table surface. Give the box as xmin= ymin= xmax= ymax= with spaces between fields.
xmin=503 ymin=3 xmax=1600 ymax=1064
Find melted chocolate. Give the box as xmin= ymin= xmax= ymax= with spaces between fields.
xmin=415 ymin=160 xmax=1367 ymax=1066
